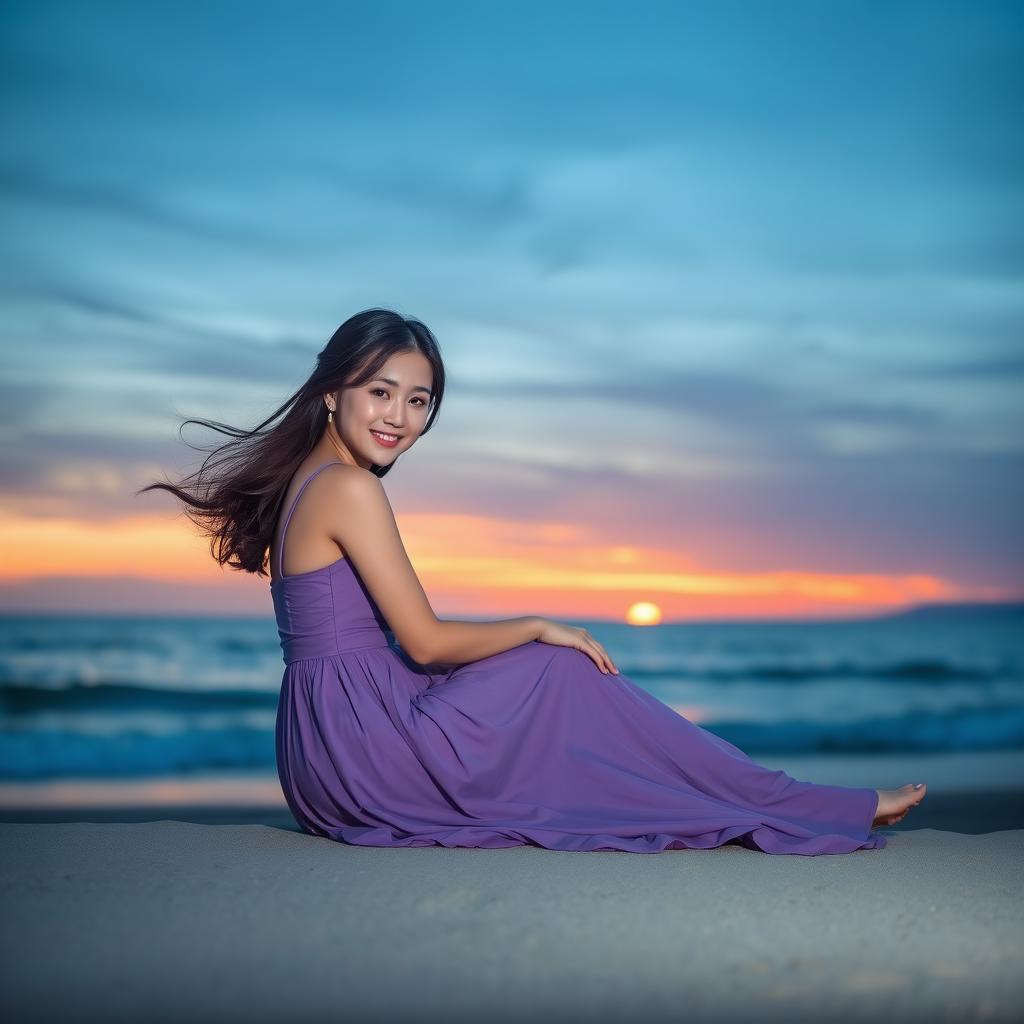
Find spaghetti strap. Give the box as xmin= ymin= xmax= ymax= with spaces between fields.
xmin=277 ymin=461 xmax=345 ymax=577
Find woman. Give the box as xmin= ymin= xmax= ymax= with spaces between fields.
xmin=143 ymin=308 xmax=926 ymax=855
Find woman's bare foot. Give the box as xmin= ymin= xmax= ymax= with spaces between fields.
xmin=872 ymin=783 xmax=927 ymax=828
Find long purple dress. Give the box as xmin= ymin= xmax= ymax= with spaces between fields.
xmin=272 ymin=462 xmax=885 ymax=856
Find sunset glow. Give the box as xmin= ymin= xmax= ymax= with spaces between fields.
xmin=626 ymin=602 xmax=663 ymax=626
xmin=0 ymin=507 xmax=987 ymax=620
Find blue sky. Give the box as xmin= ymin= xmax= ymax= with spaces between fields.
xmin=1 ymin=0 xmax=1022 ymax=614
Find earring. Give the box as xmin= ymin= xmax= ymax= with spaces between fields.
xmin=327 ymin=408 xmax=334 ymax=424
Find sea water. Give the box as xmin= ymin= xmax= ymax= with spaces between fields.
xmin=1 ymin=607 xmax=1021 ymax=800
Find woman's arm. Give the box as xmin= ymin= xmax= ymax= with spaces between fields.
xmin=425 ymin=615 xmax=543 ymax=666
xmin=323 ymin=466 xmax=542 ymax=666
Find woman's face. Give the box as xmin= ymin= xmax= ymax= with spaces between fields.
xmin=332 ymin=349 xmax=434 ymax=470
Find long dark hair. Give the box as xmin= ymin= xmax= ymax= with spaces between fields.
xmin=137 ymin=308 xmax=446 ymax=577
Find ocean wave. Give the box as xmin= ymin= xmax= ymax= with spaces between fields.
xmin=624 ymin=657 xmax=1001 ymax=683
xmin=1 ymin=682 xmax=278 ymax=714
xmin=0 ymin=725 xmax=275 ymax=779
xmin=712 ymin=704 xmax=1024 ymax=754
xmin=1 ymin=649 xmax=1009 ymax=705
xmin=3 ymin=704 xmax=1023 ymax=780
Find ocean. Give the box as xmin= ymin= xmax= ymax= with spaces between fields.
xmin=1 ymin=607 xmax=1022 ymax=805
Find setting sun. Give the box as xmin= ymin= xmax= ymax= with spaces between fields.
xmin=626 ymin=601 xmax=663 ymax=626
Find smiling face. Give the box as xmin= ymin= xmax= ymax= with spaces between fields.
xmin=328 ymin=349 xmax=434 ymax=470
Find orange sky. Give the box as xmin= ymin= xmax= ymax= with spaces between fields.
xmin=0 ymin=508 xmax=993 ymax=620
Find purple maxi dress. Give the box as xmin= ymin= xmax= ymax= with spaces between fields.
xmin=272 ymin=462 xmax=885 ymax=856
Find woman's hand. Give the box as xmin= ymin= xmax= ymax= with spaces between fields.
xmin=536 ymin=619 xmax=620 ymax=675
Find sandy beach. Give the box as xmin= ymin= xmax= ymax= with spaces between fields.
xmin=2 ymin=813 xmax=1021 ymax=1022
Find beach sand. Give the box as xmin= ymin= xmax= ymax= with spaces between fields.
xmin=2 ymin=815 xmax=1021 ymax=1022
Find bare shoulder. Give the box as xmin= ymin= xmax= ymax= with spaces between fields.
xmin=320 ymin=463 xmax=388 ymax=502
xmin=316 ymin=465 xmax=394 ymax=531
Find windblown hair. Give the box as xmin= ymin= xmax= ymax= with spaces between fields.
xmin=137 ymin=308 xmax=446 ymax=577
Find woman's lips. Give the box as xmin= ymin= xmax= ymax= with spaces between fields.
xmin=369 ymin=429 xmax=400 ymax=448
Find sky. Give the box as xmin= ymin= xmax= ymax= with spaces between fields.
xmin=1 ymin=0 xmax=1022 ymax=621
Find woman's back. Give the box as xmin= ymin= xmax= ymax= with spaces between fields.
xmin=270 ymin=459 xmax=351 ymax=583
xmin=270 ymin=461 xmax=395 ymax=663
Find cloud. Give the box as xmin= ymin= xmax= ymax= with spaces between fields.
xmin=0 ymin=0 xmax=1021 ymax=600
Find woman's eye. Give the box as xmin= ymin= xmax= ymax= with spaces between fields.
xmin=372 ymin=388 xmax=426 ymax=407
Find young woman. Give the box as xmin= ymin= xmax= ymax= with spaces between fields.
xmin=143 ymin=307 xmax=926 ymax=855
